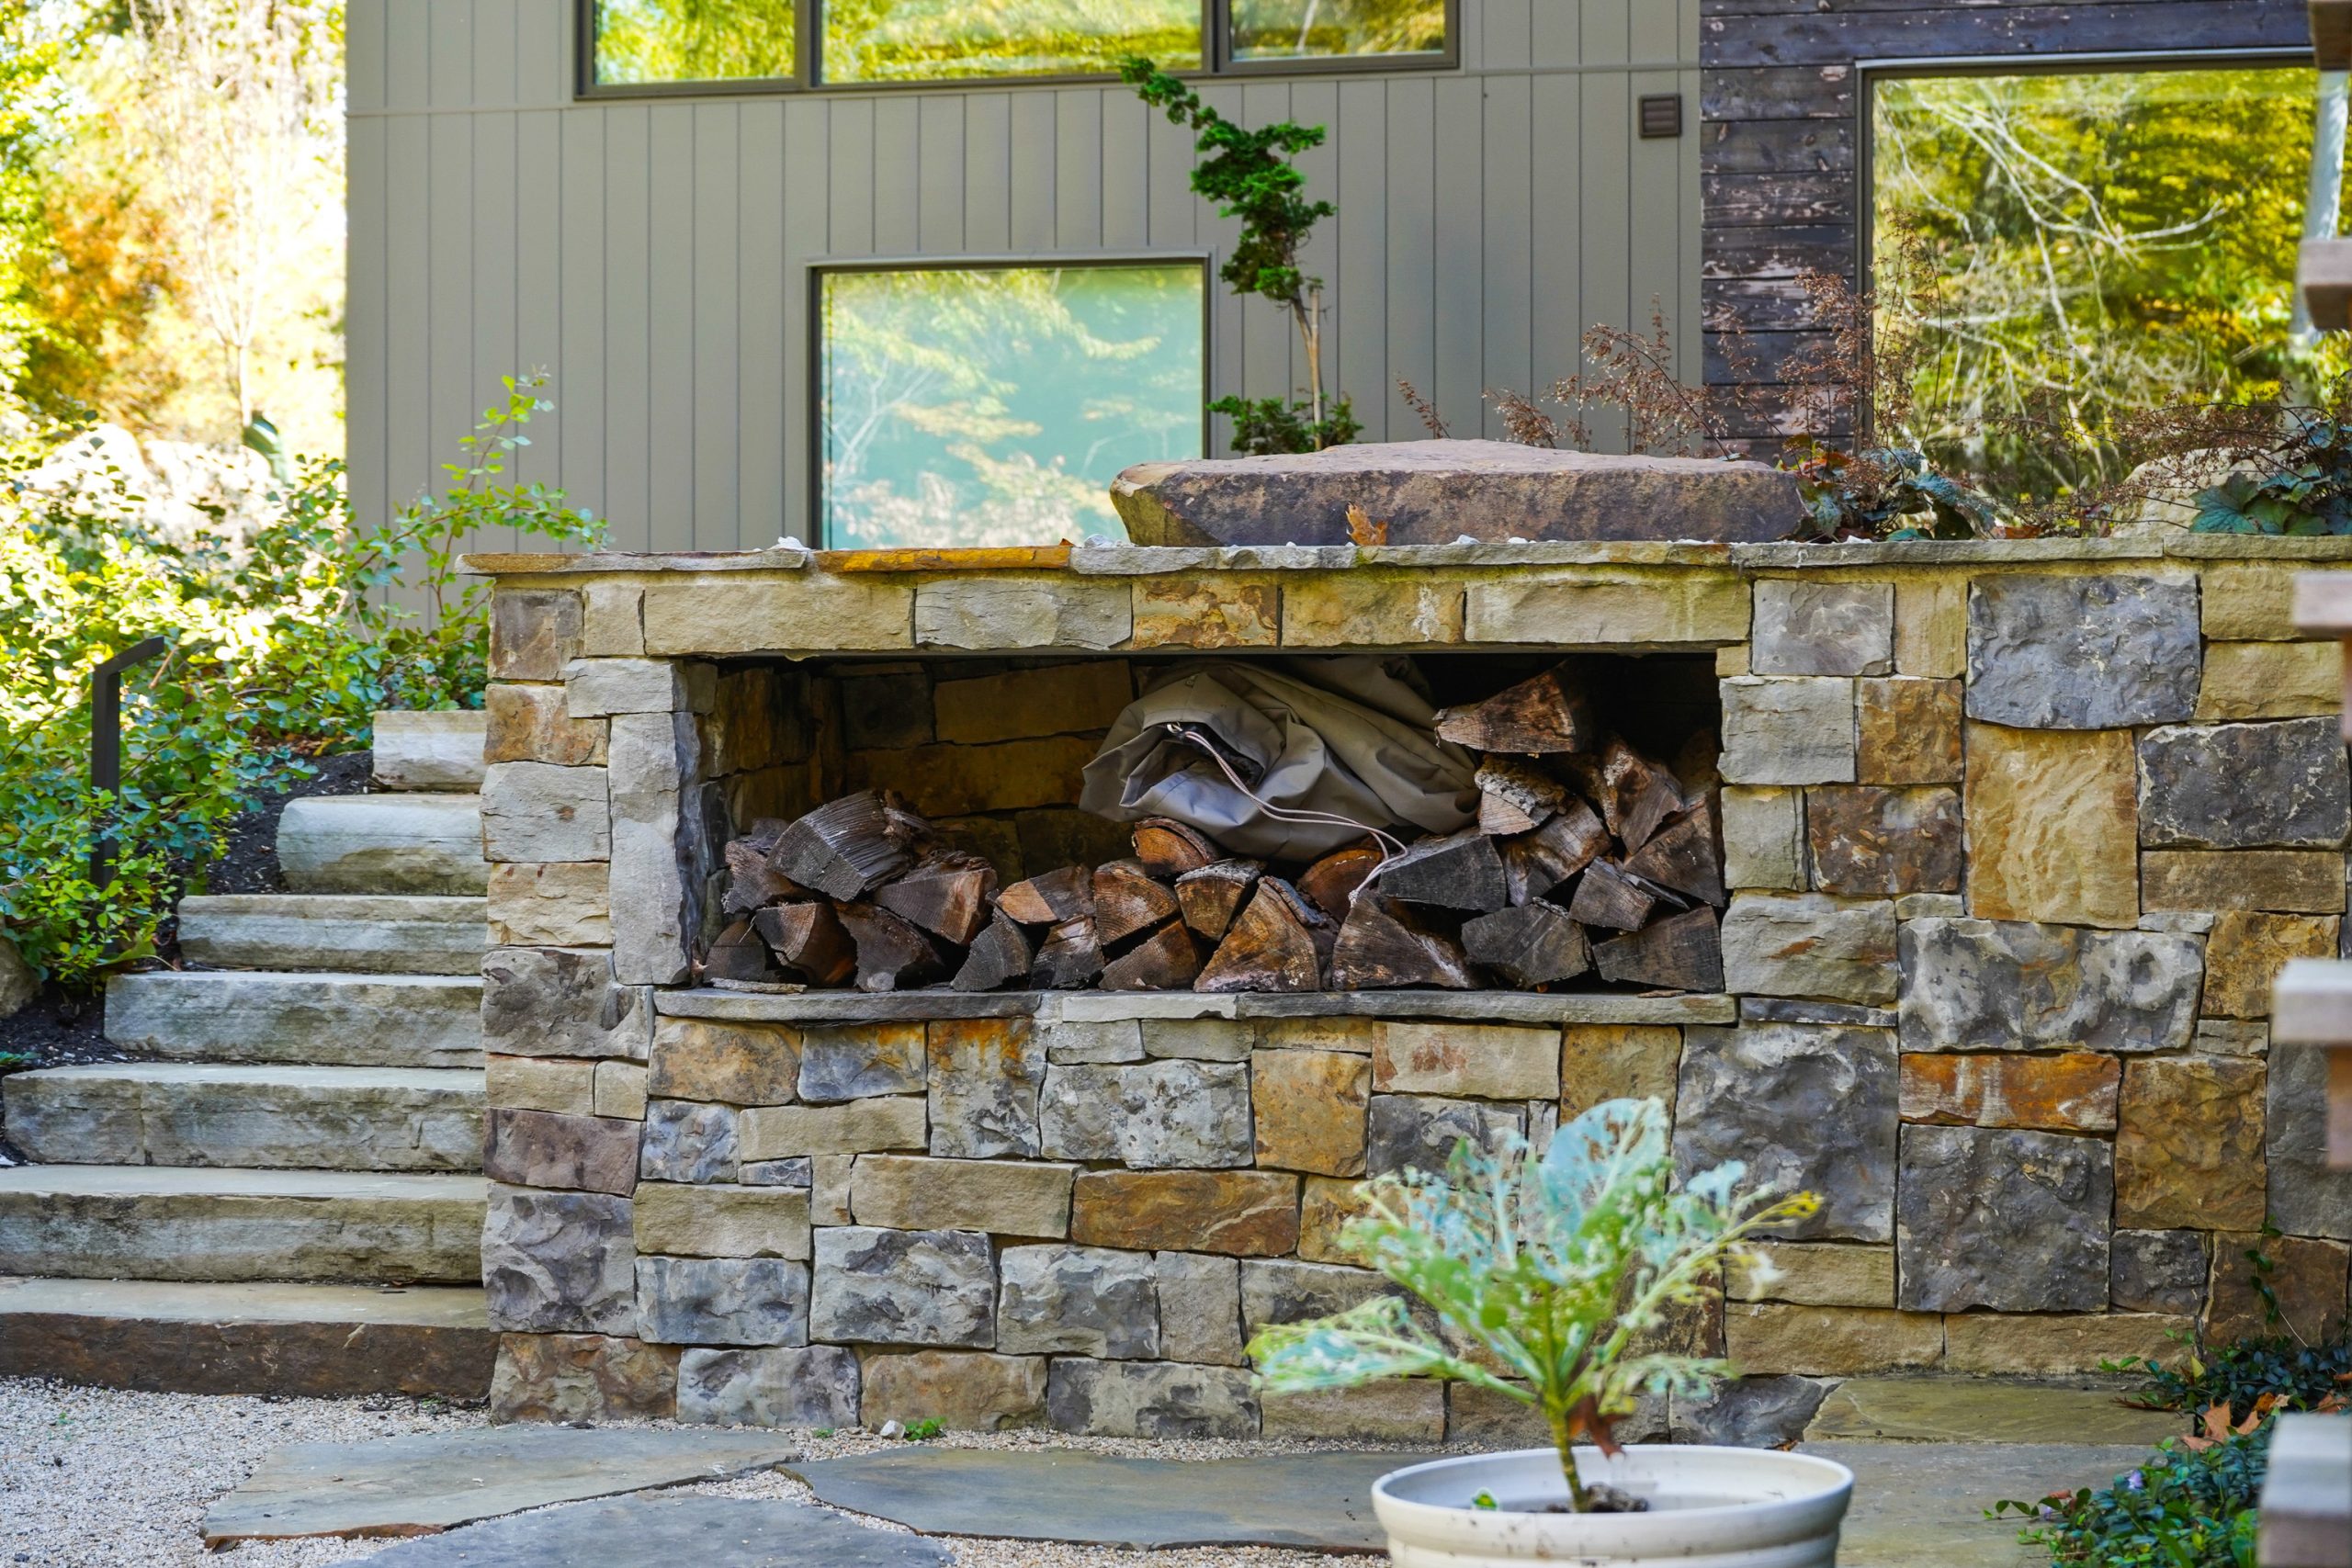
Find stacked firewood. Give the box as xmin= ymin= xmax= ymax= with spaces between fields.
xmin=706 ymin=664 xmax=1724 ymax=995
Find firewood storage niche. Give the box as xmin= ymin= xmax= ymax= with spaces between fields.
xmin=701 ymin=650 xmax=1726 ymax=999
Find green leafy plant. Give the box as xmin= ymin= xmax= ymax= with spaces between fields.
xmin=1992 ymin=1428 xmax=2267 ymax=1568
xmin=899 ymin=1417 xmax=944 ymax=1440
xmin=1248 ymin=1098 xmax=1816 ymax=1512
xmin=1789 ymin=443 xmax=2011 ymax=541
xmin=1121 ymin=58 xmax=1354 ymax=456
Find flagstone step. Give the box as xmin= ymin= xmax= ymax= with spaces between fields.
xmin=105 ymin=971 xmax=483 ymax=1068
xmin=371 ymin=710 xmax=489 ymax=794
xmin=277 ymin=794 xmax=488 ymax=896
xmin=0 ymin=1166 xmax=486 ymax=1283
xmin=3 ymin=1064 xmax=483 ymax=1172
xmin=0 ymin=1276 xmax=494 ymax=1399
xmin=176 ymin=894 xmax=487 ymax=975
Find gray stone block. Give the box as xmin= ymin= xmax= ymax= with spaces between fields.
xmin=2137 ymin=719 xmax=2352 ymax=850
xmin=676 ymin=1345 xmax=859 ymax=1428
xmin=1043 ymin=1359 xmax=1259 ymax=1438
xmin=1674 ymin=1024 xmax=1897 ymax=1242
xmin=1895 ymin=1125 xmax=2112 ymax=1314
xmin=1966 ymin=574 xmax=2200 ymax=728
xmin=741 ymin=1157 xmax=812 ymax=1188
xmin=1364 ymin=1094 xmax=1526 ymax=1178
xmin=483 ymin=1108 xmax=639 ymax=1195
xmin=1719 ymin=678 xmax=1857 ymax=786
xmin=639 ymin=1100 xmax=741 ymax=1185
xmin=914 ymin=579 xmax=1133 ymax=650
xmin=2111 ymin=1229 xmax=2210 ymax=1315
xmin=1752 ymin=581 xmax=1894 ymax=677
xmin=810 ymin=1227 xmax=995 ymax=1348
xmin=1038 ymin=1061 xmax=1254 ymax=1169
xmin=609 ymin=710 xmax=703 ymax=987
xmin=1899 ymin=919 xmax=2200 ymax=1055
xmin=798 ymin=1025 xmax=928 ymax=1102
xmin=482 ymin=1185 xmax=637 ymax=1335
xmin=481 ymin=947 xmax=652 ymax=1062
xmin=1238 ymin=1258 xmax=1413 ymax=1337
xmin=2267 ymin=1042 xmax=2352 ymax=1241
xmin=928 ymin=1019 xmax=1045 ymax=1160
xmin=995 ymin=1245 xmax=1160 ymax=1359
xmin=1154 ymin=1252 xmax=1245 ymax=1366
xmin=636 ymin=1257 xmax=809 ymax=1348
xmin=1670 ymin=1375 xmax=1835 ymax=1448
xmin=1721 ymin=893 xmax=1898 ymax=1005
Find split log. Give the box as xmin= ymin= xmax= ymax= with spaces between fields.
xmin=772 ymin=791 xmax=920 ymax=899
xmin=1594 ymin=906 xmax=1724 ymax=991
xmin=834 ymin=902 xmax=948 ymax=992
xmin=1432 ymin=664 xmax=1599 ymax=754
xmin=1297 ymin=843 xmax=1384 ymax=921
xmin=1587 ymin=738 xmax=1686 ymax=856
xmin=1622 ymin=797 xmax=1724 ymax=908
xmin=952 ymin=911 xmax=1034 ymax=992
xmin=752 ymin=902 xmax=857 ymax=987
xmin=1374 ymin=828 xmax=1509 ymax=913
xmin=1133 ymin=818 xmax=1221 ymax=879
xmin=1176 ymin=858 xmax=1262 ymax=942
xmin=1100 ymin=921 xmax=1203 ymax=991
xmin=723 ymin=836 xmax=815 ymax=915
xmin=1035 ymin=916 xmax=1106 ymax=989
xmin=874 ymin=851 xmax=1000 ymax=945
xmin=1503 ymin=801 xmax=1609 ymax=906
xmin=1329 ymin=894 xmax=1477 ymax=990
xmin=1566 ymin=861 xmax=1656 ymax=932
xmin=1196 ymin=878 xmax=1327 ymax=993
xmin=999 ymin=864 xmax=1095 ymax=925
xmin=1094 ymin=859 xmax=1182 ymax=946
xmin=1461 ymin=902 xmax=1593 ymax=987
xmin=705 ymin=919 xmax=780 ymax=982
xmin=1475 ymin=757 xmax=1570 ymax=836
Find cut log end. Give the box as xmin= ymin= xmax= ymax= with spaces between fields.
xmin=1462 ymin=901 xmax=1592 ymax=987
xmin=1100 ymin=921 xmax=1203 ymax=990
xmin=952 ymin=911 xmax=1035 ymax=992
xmin=1329 ymin=895 xmax=1477 ymax=991
xmin=1593 ymin=906 xmax=1723 ymax=992
xmin=1176 ymin=858 xmax=1263 ymax=942
xmin=1195 ymin=878 xmax=1326 ymax=993
xmin=1094 ymin=859 xmax=1182 ymax=947
xmin=1133 ymin=818 xmax=1222 ymax=879
xmin=1000 ymin=863 xmax=1096 ymax=926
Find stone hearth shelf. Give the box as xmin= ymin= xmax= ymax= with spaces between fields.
xmin=458 ymin=530 xmax=2352 ymax=1439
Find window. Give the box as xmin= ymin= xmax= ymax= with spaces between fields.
xmin=1871 ymin=63 xmax=2320 ymax=500
xmin=585 ymin=0 xmax=1450 ymax=91
xmin=819 ymin=263 xmax=1206 ymax=549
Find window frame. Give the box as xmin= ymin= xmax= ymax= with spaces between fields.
xmin=804 ymin=251 xmax=1216 ymax=551
xmin=575 ymin=0 xmax=1460 ymax=99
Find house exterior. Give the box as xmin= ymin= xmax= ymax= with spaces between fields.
xmin=347 ymin=0 xmax=2311 ymax=552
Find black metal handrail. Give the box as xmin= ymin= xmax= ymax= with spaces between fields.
xmin=89 ymin=637 xmax=166 ymax=889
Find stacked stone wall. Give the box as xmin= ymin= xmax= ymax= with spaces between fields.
xmin=467 ymin=542 xmax=2352 ymax=1434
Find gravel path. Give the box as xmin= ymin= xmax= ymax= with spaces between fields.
xmin=0 ymin=1379 xmax=1414 ymax=1568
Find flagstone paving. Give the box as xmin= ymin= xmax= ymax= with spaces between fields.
xmin=355 ymin=1495 xmax=950 ymax=1566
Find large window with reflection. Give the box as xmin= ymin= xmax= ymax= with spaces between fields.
xmin=818 ymin=263 xmax=1206 ymax=549
xmin=587 ymin=0 xmax=1450 ymax=91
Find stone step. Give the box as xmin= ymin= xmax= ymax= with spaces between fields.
xmin=0 ymin=1166 xmax=486 ymax=1283
xmin=371 ymin=709 xmax=489 ymax=794
xmin=0 ymin=1276 xmax=494 ymax=1399
xmin=177 ymin=894 xmax=487 ymax=975
xmin=278 ymin=794 xmax=488 ymax=896
xmin=106 ymin=971 xmax=483 ymax=1068
xmin=3 ymin=1064 xmax=484 ymax=1172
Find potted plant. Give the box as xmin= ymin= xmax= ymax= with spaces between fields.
xmin=1248 ymin=1097 xmax=1856 ymax=1566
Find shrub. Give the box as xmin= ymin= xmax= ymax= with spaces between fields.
xmin=1993 ymin=1427 xmax=2267 ymax=1568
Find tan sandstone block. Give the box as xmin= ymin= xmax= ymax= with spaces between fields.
xmin=490 ymin=1333 xmax=677 ymax=1423
xmin=487 ymin=862 xmax=613 ymax=947
xmin=633 ymin=1182 xmax=811 ymax=1259
xmin=643 ymin=576 xmax=912 ymax=656
xmin=1070 ymin=1169 xmax=1300 ymax=1257
xmin=1726 ymin=1243 xmax=1895 ymax=1308
xmin=1252 ymin=1051 xmax=1371 ymax=1178
xmin=1129 ymin=578 xmax=1279 ymax=649
xmin=1899 ymin=1052 xmax=2121 ymax=1134
xmin=1250 ymin=1018 xmax=1376 ymax=1055
xmin=485 ymin=683 xmax=608 ymax=768
xmin=490 ymin=590 xmax=583 ymax=682
xmin=812 ymin=1155 xmax=854 ymax=1225
xmin=932 ymin=663 xmax=1134 ymax=745
xmin=2201 ymin=561 xmax=2330 ymax=641
xmin=1964 ymin=723 xmax=2140 ymax=929
xmin=1283 ymin=575 xmax=1464 ymax=647
xmin=650 ymin=1018 xmax=801 ymax=1107
xmin=579 ymin=581 xmax=646 ymax=657
xmin=486 ymin=1055 xmax=597 ymax=1116
xmin=2204 ymin=910 xmax=2341 ymax=1019
xmin=1942 ymin=1313 xmax=2194 ymax=1376
xmin=1297 ymin=1175 xmax=1376 ymax=1265
xmin=1465 ymin=572 xmax=1750 ymax=647
xmin=2196 ymin=641 xmax=2342 ymax=720
xmin=1262 ymin=1382 xmax=1446 ymax=1442
xmin=848 ymin=1155 xmax=1075 ymax=1237
xmin=2116 ymin=1056 xmax=2267 ymax=1231
xmin=2143 ymin=852 xmax=2346 ymax=915
xmin=740 ymin=1098 xmax=927 ymax=1160
xmin=1371 ymin=1021 xmax=1561 ymax=1100
xmin=859 ymin=1350 xmax=1047 ymax=1431
xmin=1856 ymin=678 xmax=1962 ymax=785
xmin=1894 ymin=575 xmax=1965 ymax=678
xmin=1725 ymin=1304 xmax=1942 ymax=1374
xmin=1560 ymin=1025 xmax=1683 ymax=1118
xmin=594 ymin=1060 xmax=649 ymax=1121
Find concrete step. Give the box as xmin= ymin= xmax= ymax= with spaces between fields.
xmin=3 ymin=1064 xmax=484 ymax=1172
xmin=0 ymin=1276 xmax=493 ymax=1399
xmin=106 ymin=971 xmax=483 ymax=1068
xmin=0 ymin=1166 xmax=486 ymax=1283
xmin=177 ymin=894 xmax=487 ymax=975
xmin=371 ymin=709 xmax=488 ymax=794
xmin=277 ymin=794 xmax=488 ymax=896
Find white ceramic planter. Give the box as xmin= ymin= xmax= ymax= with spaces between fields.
xmin=1371 ymin=1445 xmax=1856 ymax=1567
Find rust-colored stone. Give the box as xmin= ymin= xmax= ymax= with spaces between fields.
xmin=2142 ymin=851 xmax=2347 ymax=915
xmin=1898 ymin=1053 xmax=2121 ymax=1134
xmin=1129 ymin=578 xmax=1280 ymax=649
xmin=1297 ymin=1175 xmax=1377 ymax=1265
xmin=485 ymin=682 xmax=608 ymax=767
xmin=2203 ymin=910 xmax=2342 ymax=1019
xmin=1856 ymin=678 xmax=1962 ymax=784
xmin=1069 ymin=1170 xmax=1300 ymax=1257
xmin=858 ymin=1349 xmax=1047 ymax=1431
xmin=649 ymin=1019 xmax=801 ymax=1107
xmin=1251 ymin=1050 xmax=1371 ymax=1178
xmin=481 ymin=1109 xmax=639 ymax=1196
xmin=2116 ymin=1056 xmax=2267 ymax=1231
xmin=1964 ymin=723 xmax=2139 ymax=929
xmin=488 ymin=1333 xmax=679 ymax=1423
xmin=1560 ymin=1024 xmax=1684 ymax=1118
xmin=1805 ymin=785 xmax=1962 ymax=897
xmin=2204 ymin=1231 xmax=2351 ymax=1344
xmin=1942 ymin=1314 xmax=2193 ymax=1376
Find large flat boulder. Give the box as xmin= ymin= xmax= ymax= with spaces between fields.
xmin=1110 ymin=440 xmax=1802 ymax=547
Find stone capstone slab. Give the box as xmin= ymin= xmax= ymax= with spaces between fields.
xmin=358 ymin=1495 xmax=944 ymax=1566
xmin=1108 ymin=439 xmax=1801 ymax=547
xmin=1965 ymin=574 xmax=2200 ymax=728
xmin=1815 ymin=1440 xmax=2180 ymax=1568
xmin=1804 ymin=1380 xmax=2188 ymax=1447
xmin=481 ymin=1184 xmax=637 ymax=1336
xmin=2137 ymin=718 xmax=2352 ymax=850
xmin=810 ymin=1226 xmax=995 ymax=1348
xmin=1899 ymin=919 xmax=2200 ymax=1055
xmin=1674 ymin=1024 xmax=1897 ymax=1242
xmin=200 ymin=1426 xmax=800 ymax=1545
xmin=1895 ymin=1124 xmax=2113 ymax=1314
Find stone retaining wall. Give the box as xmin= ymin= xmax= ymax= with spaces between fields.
xmin=466 ymin=538 xmax=2352 ymax=1436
